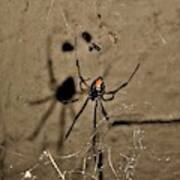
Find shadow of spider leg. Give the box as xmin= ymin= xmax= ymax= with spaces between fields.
xmin=57 ymin=105 xmax=66 ymax=151
xmin=28 ymin=99 xmax=57 ymax=140
xmin=57 ymin=103 xmax=77 ymax=151
xmin=28 ymin=35 xmax=78 ymax=143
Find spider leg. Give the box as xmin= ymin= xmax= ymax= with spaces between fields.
xmin=99 ymin=100 xmax=109 ymax=121
xmin=57 ymin=105 xmax=66 ymax=151
xmin=65 ymin=97 xmax=89 ymax=140
xmin=61 ymin=98 xmax=79 ymax=105
xmin=105 ymin=63 xmax=140 ymax=95
xmin=97 ymin=149 xmax=104 ymax=180
xmin=28 ymin=95 xmax=54 ymax=105
xmin=92 ymin=100 xmax=98 ymax=149
xmin=28 ymin=100 xmax=56 ymax=141
xmin=92 ymin=100 xmax=104 ymax=180
xmin=102 ymin=94 xmax=114 ymax=101
xmin=76 ymin=59 xmax=89 ymax=91
xmin=47 ymin=35 xmax=58 ymax=90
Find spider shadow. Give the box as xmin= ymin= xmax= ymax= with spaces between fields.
xmin=27 ymin=35 xmax=79 ymax=151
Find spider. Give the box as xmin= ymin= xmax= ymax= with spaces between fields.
xmin=65 ymin=59 xmax=140 ymax=140
xmin=28 ymin=36 xmax=78 ymax=150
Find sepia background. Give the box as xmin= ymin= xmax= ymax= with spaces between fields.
xmin=0 ymin=0 xmax=180 ymax=179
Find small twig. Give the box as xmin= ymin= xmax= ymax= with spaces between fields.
xmin=107 ymin=147 xmax=118 ymax=178
xmin=56 ymin=142 xmax=92 ymax=160
xmin=133 ymin=128 xmax=145 ymax=150
xmin=82 ymin=157 xmax=87 ymax=175
xmin=57 ymin=150 xmax=82 ymax=159
xmin=45 ymin=150 xmax=65 ymax=180
xmin=119 ymin=152 xmax=136 ymax=180
xmin=157 ymin=31 xmax=167 ymax=45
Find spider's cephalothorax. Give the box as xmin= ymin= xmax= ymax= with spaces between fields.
xmin=89 ymin=76 xmax=105 ymax=100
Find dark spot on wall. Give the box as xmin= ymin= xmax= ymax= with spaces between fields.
xmin=81 ymin=31 xmax=92 ymax=43
xmin=62 ymin=41 xmax=74 ymax=52
xmin=97 ymin=14 xmax=102 ymax=19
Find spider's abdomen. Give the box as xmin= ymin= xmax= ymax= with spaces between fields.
xmin=89 ymin=76 xmax=105 ymax=100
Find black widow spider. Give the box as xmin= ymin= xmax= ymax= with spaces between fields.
xmin=65 ymin=59 xmax=140 ymax=140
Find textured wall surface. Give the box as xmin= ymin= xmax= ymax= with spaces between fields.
xmin=0 ymin=0 xmax=180 ymax=179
